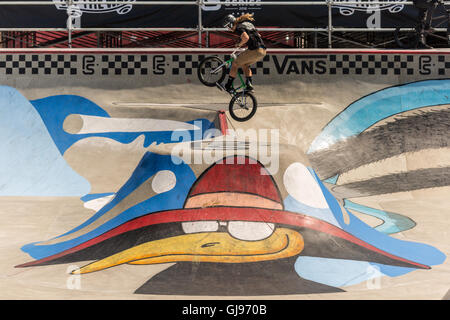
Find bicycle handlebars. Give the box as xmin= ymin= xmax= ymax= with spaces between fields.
xmin=230 ymin=48 xmax=243 ymax=60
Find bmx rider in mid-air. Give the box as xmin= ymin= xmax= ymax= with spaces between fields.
xmin=221 ymin=13 xmax=267 ymax=92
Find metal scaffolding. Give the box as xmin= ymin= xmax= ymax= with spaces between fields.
xmin=0 ymin=0 xmax=447 ymax=48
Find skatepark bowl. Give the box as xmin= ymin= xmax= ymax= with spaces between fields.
xmin=0 ymin=48 xmax=449 ymax=300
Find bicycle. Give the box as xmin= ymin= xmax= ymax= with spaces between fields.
xmin=197 ymin=50 xmax=258 ymax=122
xmin=394 ymin=0 xmax=450 ymax=49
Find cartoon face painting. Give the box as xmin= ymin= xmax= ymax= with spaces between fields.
xmin=17 ymin=154 xmax=443 ymax=295
xmin=6 ymin=80 xmax=447 ymax=296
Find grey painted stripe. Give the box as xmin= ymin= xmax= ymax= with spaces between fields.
xmin=331 ymin=167 xmax=450 ymax=198
xmin=308 ymin=108 xmax=450 ymax=179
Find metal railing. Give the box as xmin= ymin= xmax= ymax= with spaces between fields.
xmin=0 ymin=0 xmax=444 ymax=48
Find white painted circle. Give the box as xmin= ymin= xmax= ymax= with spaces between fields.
xmin=182 ymin=221 xmax=219 ymax=234
xmin=151 ymin=170 xmax=176 ymax=194
xmin=283 ymin=162 xmax=329 ymax=209
xmin=227 ymin=221 xmax=275 ymax=241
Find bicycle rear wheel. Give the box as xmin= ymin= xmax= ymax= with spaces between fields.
xmin=229 ymin=91 xmax=257 ymax=122
xmin=394 ymin=27 xmax=419 ymax=49
xmin=197 ymin=56 xmax=227 ymax=87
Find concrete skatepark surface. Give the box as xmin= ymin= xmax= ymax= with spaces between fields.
xmin=0 ymin=48 xmax=449 ymax=300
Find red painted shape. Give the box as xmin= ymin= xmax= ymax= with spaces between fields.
xmin=187 ymin=156 xmax=281 ymax=203
xmin=17 ymin=207 xmax=430 ymax=270
xmin=218 ymin=110 xmax=228 ymax=136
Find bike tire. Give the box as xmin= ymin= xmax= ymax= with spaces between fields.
xmin=229 ymin=91 xmax=258 ymax=122
xmin=197 ymin=56 xmax=227 ymax=87
xmin=394 ymin=27 xmax=419 ymax=49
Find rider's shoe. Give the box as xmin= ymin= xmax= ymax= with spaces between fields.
xmin=245 ymin=82 xmax=255 ymax=92
xmin=224 ymin=82 xmax=234 ymax=93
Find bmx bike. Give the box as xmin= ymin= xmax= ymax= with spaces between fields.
xmin=197 ymin=50 xmax=258 ymax=122
xmin=394 ymin=0 xmax=450 ymax=48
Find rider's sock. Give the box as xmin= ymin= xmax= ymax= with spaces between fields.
xmin=225 ymin=77 xmax=234 ymax=91
xmin=246 ymin=76 xmax=253 ymax=85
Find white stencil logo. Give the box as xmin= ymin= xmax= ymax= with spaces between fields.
xmin=202 ymin=0 xmax=222 ymax=11
xmin=333 ymin=0 xmax=405 ymax=16
xmin=54 ymin=0 xmax=135 ymax=15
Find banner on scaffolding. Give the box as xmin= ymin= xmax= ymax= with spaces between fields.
xmin=201 ymin=0 xmax=425 ymax=29
xmin=0 ymin=0 xmax=427 ymax=29
xmin=0 ymin=0 xmax=198 ymax=28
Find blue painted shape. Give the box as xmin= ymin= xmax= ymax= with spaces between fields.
xmin=303 ymin=79 xmax=449 ymax=269
xmin=344 ymin=200 xmax=416 ymax=235
xmin=308 ymin=79 xmax=450 ymax=153
xmin=295 ymin=256 xmax=415 ymax=287
xmin=313 ymin=169 xmax=446 ymax=268
xmin=21 ymin=152 xmax=196 ymax=260
xmin=324 ymin=174 xmax=339 ymax=185
xmin=284 ymin=195 xmax=340 ymax=227
xmin=30 ymin=95 xmax=110 ymax=155
xmin=0 ymin=86 xmax=91 ymax=196
xmin=283 ymin=166 xmax=445 ymax=269
xmin=80 ymin=193 xmax=115 ymax=203
xmin=30 ymin=95 xmax=217 ymax=155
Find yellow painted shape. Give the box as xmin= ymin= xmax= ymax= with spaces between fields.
xmin=73 ymin=228 xmax=304 ymax=274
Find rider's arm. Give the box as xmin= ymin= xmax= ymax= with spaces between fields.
xmin=237 ymin=31 xmax=250 ymax=48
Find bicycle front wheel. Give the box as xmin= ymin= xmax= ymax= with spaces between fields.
xmin=229 ymin=91 xmax=258 ymax=122
xmin=197 ymin=56 xmax=227 ymax=87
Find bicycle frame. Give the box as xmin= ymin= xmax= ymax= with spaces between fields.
xmin=211 ymin=49 xmax=248 ymax=93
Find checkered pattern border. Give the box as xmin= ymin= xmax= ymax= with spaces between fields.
xmin=438 ymin=55 xmax=450 ymax=75
xmin=329 ymin=54 xmax=415 ymax=75
xmin=100 ymin=55 xmax=148 ymax=75
xmin=171 ymin=54 xmax=201 ymax=75
xmin=0 ymin=54 xmax=78 ymax=75
xmin=1 ymin=53 xmax=450 ymax=76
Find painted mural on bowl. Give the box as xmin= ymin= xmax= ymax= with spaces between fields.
xmin=1 ymin=81 xmax=446 ymax=295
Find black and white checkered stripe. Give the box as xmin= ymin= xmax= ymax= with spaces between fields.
xmin=0 ymin=53 xmax=450 ymax=76
xmin=329 ymin=54 xmax=415 ymax=75
xmin=171 ymin=54 xmax=201 ymax=75
xmin=0 ymin=54 xmax=78 ymax=75
xmin=100 ymin=55 xmax=149 ymax=75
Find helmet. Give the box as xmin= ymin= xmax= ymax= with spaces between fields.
xmin=223 ymin=14 xmax=236 ymax=28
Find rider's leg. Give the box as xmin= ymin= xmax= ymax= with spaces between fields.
xmin=224 ymin=64 xmax=238 ymax=91
xmin=239 ymin=49 xmax=266 ymax=90
xmin=242 ymin=65 xmax=254 ymax=90
xmin=229 ymin=63 xmax=238 ymax=78
xmin=243 ymin=65 xmax=252 ymax=77
xmin=225 ymin=50 xmax=250 ymax=91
